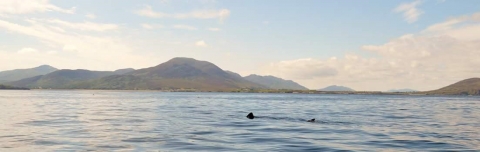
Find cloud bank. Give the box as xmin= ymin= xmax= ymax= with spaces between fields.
xmin=135 ymin=5 xmax=230 ymax=21
xmin=261 ymin=12 xmax=480 ymax=91
xmin=0 ymin=0 xmax=75 ymax=15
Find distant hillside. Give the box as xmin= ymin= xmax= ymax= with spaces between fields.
xmin=0 ymin=84 xmax=29 ymax=90
xmin=0 ymin=65 xmax=57 ymax=83
xmin=244 ymin=74 xmax=308 ymax=90
xmin=225 ymin=70 xmax=244 ymax=79
xmin=318 ymin=85 xmax=355 ymax=91
xmin=7 ymin=69 xmax=116 ymax=89
xmin=114 ymin=68 xmax=135 ymax=75
xmin=425 ymin=78 xmax=480 ymax=95
xmin=74 ymin=57 xmax=265 ymax=90
xmin=387 ymin=89 xmax=418 ymax=92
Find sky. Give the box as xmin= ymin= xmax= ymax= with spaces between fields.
xmin=1 ymin=0 xmax=480 ymax=91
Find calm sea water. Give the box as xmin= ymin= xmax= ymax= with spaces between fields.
xmin=0 ymin=90 xmax=479 ymax=151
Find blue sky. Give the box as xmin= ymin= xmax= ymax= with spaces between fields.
xmin=1 ymin=0 xmax=480 ymax=91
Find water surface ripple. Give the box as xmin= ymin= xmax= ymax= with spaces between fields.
xmin=0 ymin=91 xmax=479 ymax=151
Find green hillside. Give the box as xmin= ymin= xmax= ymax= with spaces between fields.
xmin=8 ymin=57 xmax=265 ymax=91
xmin=425 ymin=78 xmax=480 ymax=95
xmin=113 ymin=68 xmax=135 ymax=75
xmin=7 ymin=69 xmax=117 ymax=89
xmin=0 ymin=84 xmax=29 ymax=90
xmin=80 ymin=57 xmax=265 ymax=90
xmin=244 ymin=74 xmax=308 ymax=90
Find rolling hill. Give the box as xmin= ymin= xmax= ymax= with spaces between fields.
xmin=425 ymin=78 xmax=480 ymax=95
xmin=0 ymin=65 xmax=57 ymax=83
xmin=114 ymin=68 xmax=135 ymax=75
xmin=225 ymin=70 xmax=244 ymax=80
xmin=7 ymin=69 xmax=117 ymax=89
xmin=46 ymin=57 xmax=265 ymax=90
xmin=318 ymin=85 xmax=355 ymax=91
xmin=0 ymin=84 xmax=29 ymax=90
xmin=243 ymin=74 xmax=308 ymax=90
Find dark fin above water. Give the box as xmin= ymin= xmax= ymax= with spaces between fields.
xmin=246 ymin=112 xmax=254 ymax=119
xmin=307 ymin=118 xmax=315 ymax=122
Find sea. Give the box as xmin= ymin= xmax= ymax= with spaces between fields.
xmin=0 ymin=90 xmax=479 ymax=151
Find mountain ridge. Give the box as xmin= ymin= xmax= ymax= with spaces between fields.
xmin=318 ymin=85 xmax=355 ymax=91
xmin=0 ymin=65 xmax=57 ymax=83
xmin=79 ymin=58 xmax=265 ymax=90
xmin=243 ymin=74 xmax=308 ymax=90
xmin=424 ymin=78 xmax=480 ymax=95
xmin=7 ymin=58 xmax=477 ymax=95
xmin=7 ymin=57 xmax=265 ymax=91
xmin=7 ymin=69 xmax=117 ymax=89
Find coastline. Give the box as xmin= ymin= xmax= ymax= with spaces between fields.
xmin=5 ymin=88 xmax=473 ymax=96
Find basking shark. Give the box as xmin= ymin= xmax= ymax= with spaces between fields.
xmin=246 ymin=112 xmax=255 ymax=119
xmin=246 ymin=112 xmax=315 ymax=122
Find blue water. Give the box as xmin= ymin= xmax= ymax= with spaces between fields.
xmin=0 ymin=90 xmax=479 ymax=151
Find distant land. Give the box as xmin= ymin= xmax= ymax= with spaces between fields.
xmin=1 ymin=57 xmax=480 ymax=95
xmin=5 ymin=58 xmax=266 ymax=91
xmin=244 ymin=74 xmax=308 ymax=90
xmin=318 ymin=85 xmax=355 ymax=91
xmin=0 ymin=84 xmax=29 ymax=90
xmin=424 ymin=78 xmax=480 ymax=95
xmin=0 ymin=65 xmax=57 ymax=83
xmin=387 ymin=89 xmax=418 ymax=92
xmin=113 ymin=68 xmax=135 ymax=75
xmin=6 ymin=69 xmax=121 ymax=89
xmin=80 ymin=57 xmax=265 ymax=90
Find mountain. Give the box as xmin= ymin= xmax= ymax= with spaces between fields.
xmin=0 ymin=84 xmax=29 ymax=90
xmin=114 ymin=68 xmax=135 ymax=75
xmin=243 ymin=74 xmax=308 ymax=90
xmin=0 ymin=65 xmax=57 ymax=83
xmin=387 ymin=88 xmax=418 ymax=92
xmin=318 ymin=85 xmax=355 ymax=91
xmin=72 ymin=57 xmax=265 ymax=90
xmin=7 ymin=69 xmax=116 ymax=89
xmin=425 ymin=78 xmax=480 ymax=95
xmin=225 ymin=70 xmax=244 ymax=79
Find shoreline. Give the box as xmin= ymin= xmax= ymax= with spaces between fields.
xmin=2 ymin=89 xmax=473 ymax=96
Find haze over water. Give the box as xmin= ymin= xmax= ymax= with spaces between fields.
xmin=0 ymin=90 xmax=479 ymax=151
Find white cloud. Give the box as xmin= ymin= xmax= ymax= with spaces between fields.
xmin=45 ymin=19 xmax=118 ymax=32
xmin=0 ymin=0 xmax=75 ymax=15
xmin=46 ymin=50 xmax=57 ymax=55
xmin=141 ymin=23 xmax=163 ymax=29
xmin=263 ymin=58 xmax=338 ymax=79
xmin=422 ymin=12 xmax=480 ymax=41
xmin=423 ymin=18 xmax=464 ymax=33
xmin=135 ymin=5 xmax=167 ymax=18
xmin=199 ymin=0 xmax=216 ymax=4
xmin=260 ymin=11 xmax=480 ymax=91
xmin=0 ymin=18 xmax=151 ymax=70
xmin=62 ymin=44 xmax=79 ymax=52
xmin=17 ymin=48 xmax=38 ymax=54
xmin=208 ymin=28 xmax=221 ymax=31
xmin=195 ymin=40 xmax=208 ymax=47
xmin=394 ymin=0 xmax=423 ymax=23
xmin=141 ymin=23 xmax=153 ymax=29
xmin=135 ymin=5 xmax=230 ymax=21
xmin=85 ymin=13 xmax=96 ymax=19
xmin=173 ymin=24 xmax=197 ymax=30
